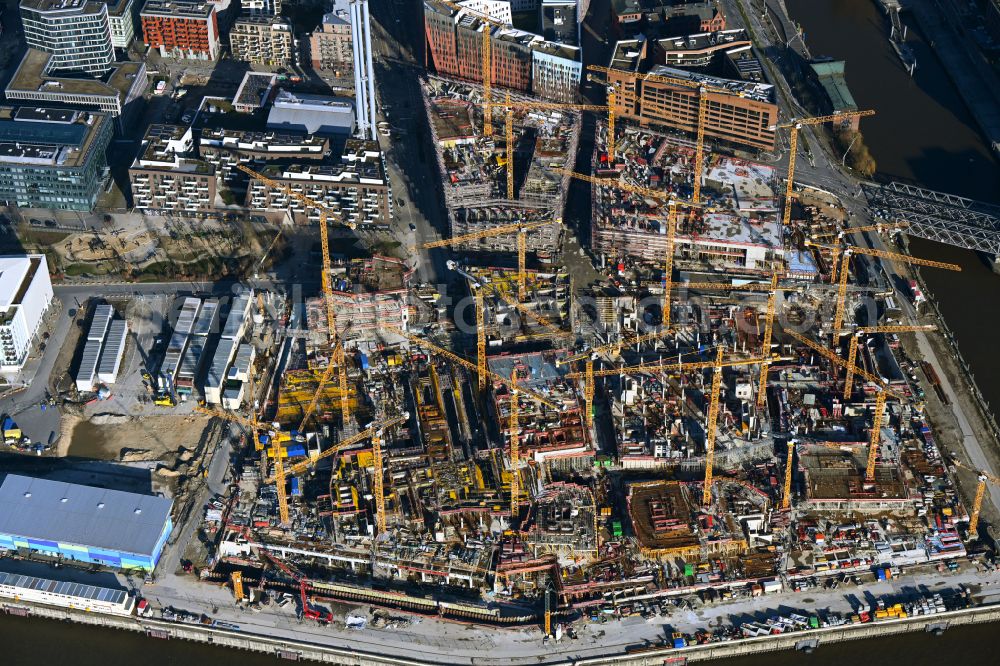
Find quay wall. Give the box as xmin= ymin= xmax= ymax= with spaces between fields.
xmin=4 ymin=599 xmax=1000 ymax=665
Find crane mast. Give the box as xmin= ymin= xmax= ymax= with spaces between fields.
xmin=782 ymin=441 xmax=795 ymax=510
xmin=702 ymin=347 xmax=725 ymax=506
xmin=509 ymin=370 xmax=520 ymax=517
xmin=865 ymin=390 xmax=888 ymax=482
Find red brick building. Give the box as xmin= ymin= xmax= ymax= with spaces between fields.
xmin=140 ymin=0 xmax=220 ymax=61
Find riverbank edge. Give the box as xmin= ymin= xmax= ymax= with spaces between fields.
xmin=3 ymin=598 xmax=1000 ymax=666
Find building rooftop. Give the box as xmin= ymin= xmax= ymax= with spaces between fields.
xmin=19 ymin=0 xmax=105 ymax=15
xmin=648 ymin=64 xmax=773 ymax=103
xmin=810 ymin=60 xmax=857 ymax=113
xmin=0 ymin=257 xmax=40 ymax=309
xmin=0 ymin=107 xmax=106 ymax=169
xmin=233 ymin=71 xmax=277 ymax=111
xmin=140 ymin=0 xmax=214 ymax=17
xmin=0 ymin=474 xmax=173 ymax=557
xmin=7 ymin=49 xmax=144 ymax=101
xmin=0 ymin=567 xmax=129 ymax=606
xmin=200 ymin=127 xmax=328 ymax=153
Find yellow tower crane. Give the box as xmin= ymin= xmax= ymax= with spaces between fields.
xmin=804 ymin=241 xmax=961 ymax=334
xmin=663 ymin=201 xmax=677 ymax=327
xmin=372 ymin=429 xmax=386 ymax=534
xmin=509 ymin=369 xmax=520 ymax=517
xmin=564 ymin=349 xmax=770 ymax=506
xmin=421 ymin=219 xmax=556 ymax=301
xmin=757 ymin=271 xmax=780 ymax=409
xmin=785 ymin=329 xmax=906 ymax=400
xmin=865 ymin=390 xmax=887 ymax=482
xmin=485 ymin=98 xmax=614 ymax=185
xmin=776 ymin=110 xmax=875 ymax=228
xmin=436 ymin=0 xmax=507 ymax=135
xmin=379 ymin=325 xmax=559 ymax=409
xmin=239 ymin=164 xmax=351 ymax=427
xmin=587 ymin=65 xmax=737 ymax=205
xmin=584 ymin=359 xmax=594 ymax=427
xmin=475 ymin=284 xmax=487 ymax=390
xmin=270 ymin=415 xmax=410 ymax=481
xmin=782 ymin=440 xmax=795 ymax=510
xmin=843 ymin=325 xmax=936 ymax=399
xmin=809 ymin=222 xmax=908 ymax=284
xmin=951 ymin=458 xmax=1000 ymax=537
xmin=784 ymin=330 xmax=898 ymax=484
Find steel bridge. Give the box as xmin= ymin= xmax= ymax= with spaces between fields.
xmin=861 ymin=182 xmax=1000 ymax=255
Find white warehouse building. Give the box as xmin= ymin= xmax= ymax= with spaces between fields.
xmin=0 ymin=255 xmax=53 ymax=374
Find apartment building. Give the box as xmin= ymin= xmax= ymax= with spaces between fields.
xmin=0 ymin=107 xmax=112 ymax=211
xmin=310 ymin=10 xmax=353 ymax=72
xmin=424 ymin=0 xmax=582 ymax=102
xmin=140 ymin=0 xmax=220 ymax=60
xmin=230 ymin=15 xmax=294 ymax=66
xmin=611 ymin=0 xmax=725 ymax=35
xmin=606 ymin=60 xmax=777 ymax=151
xmin=244 ymin=140 xmax=390 ymax=227
xmin=198 ymin=128 xmax=328 ymax=185
xmin=241 ymin=0 xmax=280 ymax=14
xmin=540 ymin=0 xmax=578 ymax=46
xmin=19 ymin=0 xmax=115 ymax=74
xmin=129 ymin=125 xmax=217 ymax=212
xmin=0 ymin=255 xmax=54 ymax=373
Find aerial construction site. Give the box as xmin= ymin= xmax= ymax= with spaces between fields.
xmin=5 ymin=0 xmax=1000 ymax=663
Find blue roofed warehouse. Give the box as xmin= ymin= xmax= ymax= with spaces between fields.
xmin=0 ymin=475 xmax=173 ymax=573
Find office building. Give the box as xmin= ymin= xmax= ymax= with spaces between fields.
xmin=140 ymin=0 xmax=220 ymax=60
xmin=0 ymin=255 xmax=53 ymax=373
xmin=5 ymin=49 xmax=146 ymax=129
xmin=0 ymin=106 xmax=113 ymax=211
xmin=0 ymin=475 xmax=173 ymax=572
xmin=424 ymin=0 xmax=582 ymax=102
xmin=19 ymin=0 xmax=115 ymax=74
xmin=230 ymin=15 xmax=294 ymax=66
xmin=106 ymin=0 xmax=136 ymax=48
xmin=604 ymin=54 xmax=777 ymax=151
xmin=310 ymin=7 xmax=353 ymax=72
xmin=245 ymin=140 xmax=389 ymax=227
xmin=129 ymin=125 xmax=216 ymax=212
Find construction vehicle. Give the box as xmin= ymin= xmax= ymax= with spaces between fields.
xmin=154 ymin=393 xmax=175 ymax=407
xmin=587 ymin=64 xmax=737 ymax=205
xmin=231 ymin=571 xmax=245 ymax=603
xmin=843 ymin=325 xmax=936 ymax=399
xmin=950 ymin=458 xmax=1000 ymax=537
xmin=776 ymin=110 xmax=875 ymax=228
xmin=259 ymin=550 xmax=332 ymax=623
xmin=804 ymin=240 xmax=961 ymax=333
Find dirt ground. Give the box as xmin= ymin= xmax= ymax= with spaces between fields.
xmin=63 ymin=413 xmax=214 ymax=462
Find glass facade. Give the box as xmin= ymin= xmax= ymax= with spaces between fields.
xmin=20 ymin=0 xmax=115 ymax=74
xmin=0 ymin=114 xmax=113 ymax=211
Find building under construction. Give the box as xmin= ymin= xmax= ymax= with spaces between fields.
xmin=422 ymin=77 xmax=576 ymax=257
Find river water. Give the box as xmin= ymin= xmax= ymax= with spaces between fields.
xmin=2 ymin=0 xmax=999 ymax=663
xmin=786 ymin=0 xmax=1000 ymax=418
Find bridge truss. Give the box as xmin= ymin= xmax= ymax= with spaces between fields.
xmin=862 ymin=182 xmax=1000 ymax=255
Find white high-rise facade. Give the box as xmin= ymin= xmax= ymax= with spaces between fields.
xmin=0 ymin=255 xmax=54 ymax=373
xmin=20 ymin=0 xmax=115 ymax=75
xmin=350 ymin=0 xmax=377 ymax=141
